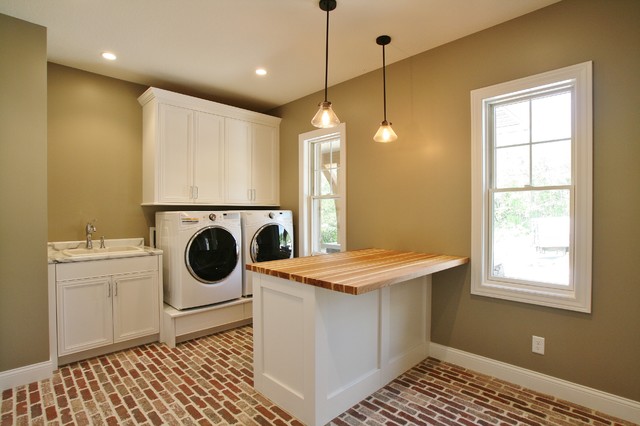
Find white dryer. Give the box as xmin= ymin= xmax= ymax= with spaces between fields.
xmin=155 ymin=211 xmax=242 ymax=310
xmin=240 ymin=210 xmax=294 ymax=295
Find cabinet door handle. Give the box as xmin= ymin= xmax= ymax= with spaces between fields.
xmin=247 ymin=189 xmax=252 ymax=201
xmin=193 ymin=186 xmax=198 ymax=199
xmin=114 ymin=282 xmax=118 ymax=297
xmin=107 ymin=282 xmax=111 ymax=298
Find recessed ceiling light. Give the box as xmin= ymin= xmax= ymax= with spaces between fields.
xmin=255 ymin=68 xmax=267 ymax=76
xmin=101 ymin=52 xmax=117 ymax=61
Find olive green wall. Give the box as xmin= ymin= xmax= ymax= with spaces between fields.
xmin=271 ymin=0 xmax=640 ymax=401
xmin=0 ymin=15 xmax=49 ymax=371
xmin=47 ymin=63 xmax=149 ymax=242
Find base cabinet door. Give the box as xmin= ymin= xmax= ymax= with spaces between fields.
xmin=55 ymin=256 xmax=161 ymax=359
xmin=57 ymin=277 xmax=113 ymax=356
xmin=113 ymin=272 xmax=159 ymax=342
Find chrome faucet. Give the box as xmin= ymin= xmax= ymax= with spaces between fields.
xmin=85 ymin=221 xmax=97 ymax=249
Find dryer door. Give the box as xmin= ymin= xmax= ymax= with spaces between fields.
xmin=251 ymin=224 xmax=293 ymax=262
xmin=186 ymin=226 xmax=239 ymax=283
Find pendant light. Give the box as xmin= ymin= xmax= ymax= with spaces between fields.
xmin=373 ymin=35 xmax=397 ymax=143
xmin=311 ymin=0 xmax=340 ymax=128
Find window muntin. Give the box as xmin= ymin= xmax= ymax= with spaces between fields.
xmin=471 ymin=62 xmax=592 ymax=312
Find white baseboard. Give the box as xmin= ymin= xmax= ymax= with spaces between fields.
xmin=429 ymin=342 xmax=640 ymax=424
xmin=0 ymin=359 xmax=54 ymax=392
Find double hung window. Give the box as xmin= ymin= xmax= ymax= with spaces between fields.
xmin=299 ymin=124 xmax=346 ymax=256
xmin=471 ymin=62 xmax=592 ymax=312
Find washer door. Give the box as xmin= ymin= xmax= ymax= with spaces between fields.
xmin=251 ymin=224 xmax=293 ymax=262
xmin=186 ymin=226 xmax=239 ymax=284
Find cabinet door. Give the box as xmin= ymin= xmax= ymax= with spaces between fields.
xmin=57 ymin=278 xmax=113 ymax=356
xmin=112 ymin=272 xmax=159 ymax=343
xmin=159 ymin=104 xmax=193 ymax=203
xmin=193 ymin=111 xmax=225 ymax=204
xmin=225 ymin=117 xmax=252 ymax=203
xmin=252 ymin=123 xmax=279 ymax=205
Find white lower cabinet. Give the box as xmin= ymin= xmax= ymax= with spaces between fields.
xmin=56 ymin=256 xmax=160 ymax=357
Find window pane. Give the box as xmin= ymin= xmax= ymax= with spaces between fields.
xmin=312 ymin=139 xmax=340 ymax=196
xmin=495 ymin=145 xmax=529 ymax=188
xmin=495 ymin=100 xmax=530 ymax=147
xmin=491 ymin=190 xmax=570 ymax=286
xmin=311 ymin=197 xmax=340 ymax=254
xmin=532 ymin=140 xmax=571 ymax=186
xmin=532 ymin=92 xmax=571 ymax=142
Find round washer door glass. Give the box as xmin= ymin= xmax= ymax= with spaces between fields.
xmin=186 ymin=226 xmax=239 ymax=284
xmin=251 ymin=224 xmax=293 ymax=262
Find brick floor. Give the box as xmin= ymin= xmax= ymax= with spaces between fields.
xmin=1 ymin=325 xmax=636 ymax=425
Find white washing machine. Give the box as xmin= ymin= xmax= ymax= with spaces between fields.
xmin=241 ymin=210 xmax=294 ymax=296
xmin=155 ymin=211 xmax=242 ymax=310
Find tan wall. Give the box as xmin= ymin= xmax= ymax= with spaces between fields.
xmin=271 ymin=0 xmax=640 ymax=401
xmin=11 ymin=0 xmax=638 ymax=402
xmin=47 ymin=64 xmax=149 ymax=242
xmin=0 ymin=14 xmax=49 ymax=371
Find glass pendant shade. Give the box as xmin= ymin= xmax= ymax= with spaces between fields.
xmin=311 ymin=101 xmax=340 ymax=128
xmin=373 ymin=120 xmax=398 ymax=143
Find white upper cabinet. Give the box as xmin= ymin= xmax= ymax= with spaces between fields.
xmin=139 ymin=87 xmax=280 ymax=206
xmin=225 ymin=118 xmax=279 ymax=205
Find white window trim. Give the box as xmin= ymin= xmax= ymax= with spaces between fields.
xmin=470 ymin=62 xmax=593 ymax=312
xmin=298 ymin=123 xmax=347 ymax=257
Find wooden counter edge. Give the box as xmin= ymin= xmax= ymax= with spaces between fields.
xmin=246 ymin=251 xmax=469 ymax=295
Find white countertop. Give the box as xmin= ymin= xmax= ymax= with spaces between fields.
xmin=48 ymin=238 xmax=162 ymax=263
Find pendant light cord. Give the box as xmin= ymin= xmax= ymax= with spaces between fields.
xmin=323 ymin=6 xmax=330 ymax=102
xmin=382 ymin=43 xmax=387 ymax=121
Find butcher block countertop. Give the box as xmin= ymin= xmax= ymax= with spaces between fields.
xmin=246 ymin=248 xmax=469 ymax=295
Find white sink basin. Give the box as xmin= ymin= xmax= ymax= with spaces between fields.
xmin=62 ymin=245 xmax=144 ymax=258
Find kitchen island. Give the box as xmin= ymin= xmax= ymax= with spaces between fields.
xmin=247 ymin=248 xmax=469 ymax=426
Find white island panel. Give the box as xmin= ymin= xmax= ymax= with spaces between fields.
xmin=252 ymin=271 xmax=431 ymax=426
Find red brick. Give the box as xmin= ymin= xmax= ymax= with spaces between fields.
xmin=255 ymin=404 xmax=276 ymax=420
xmin=131 ymin=407 xmax=147 ymax=423
xmin=185 ymin=404 xmax=203 ymax=419
xmin=2 ymin=389 xmax=12 ymax=400
xmin=271 ymin=405 xmax=293 ymax=421
xmin=148 ymin=410 xmax=164 ymax=426
xmin=45 ymin=405 xmax=57 ymax=421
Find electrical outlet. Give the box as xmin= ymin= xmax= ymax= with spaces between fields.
xmin=532 ymin=336 xmax=545 ymax=355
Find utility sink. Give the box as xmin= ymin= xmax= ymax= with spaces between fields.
xmin=62 ymin=245 xmax=144 ymax=258
xmin=48 ymin=238 xmax=154 ymax=262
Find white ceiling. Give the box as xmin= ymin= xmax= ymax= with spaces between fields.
xmin=1 ymin=0 xmax=560 ymax=112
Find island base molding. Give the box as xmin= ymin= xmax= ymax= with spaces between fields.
xmin=252 ymin=272 xmax=431 ymax=426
